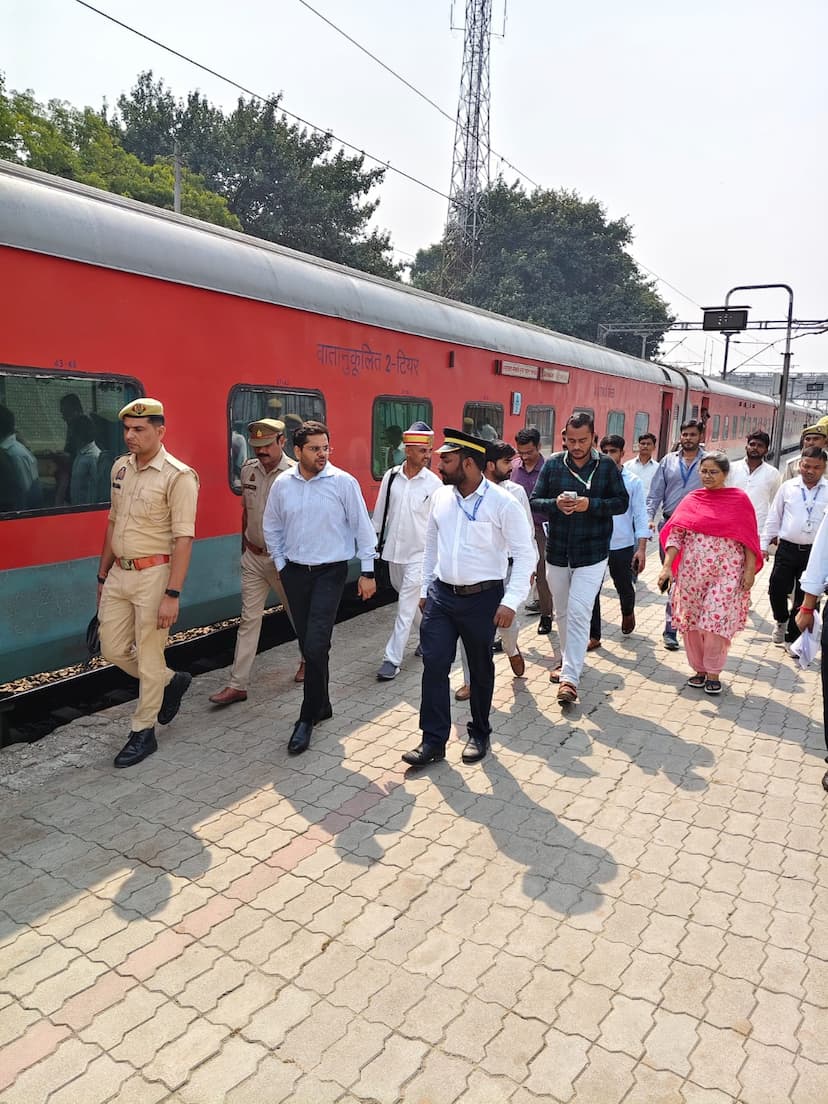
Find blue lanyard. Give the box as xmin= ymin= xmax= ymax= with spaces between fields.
xmin=801 ymin=484 xmax=822 ymax=525
xmin=679 ymin=455 xmax=699 ymax=488
xmin=455 ymin=480 xmax=488 ymax=522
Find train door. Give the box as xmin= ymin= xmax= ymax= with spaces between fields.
xmin=658 ymin=393 xmax=673 ymax=459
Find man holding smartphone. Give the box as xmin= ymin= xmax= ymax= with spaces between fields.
xmin=531 ymin=412 xmax=629 ymax=705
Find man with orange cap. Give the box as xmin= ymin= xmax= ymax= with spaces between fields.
xmin=374 ymin=421 xmax=441 ymax=680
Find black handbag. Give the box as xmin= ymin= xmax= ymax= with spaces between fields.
xmin=375 ymin=468 xmax=399 ymax=590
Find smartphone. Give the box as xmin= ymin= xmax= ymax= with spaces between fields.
xmin=658 ymin=576 xmax=670 ymax=593
xmin=563 ymin=490 xmax=578 ymax=501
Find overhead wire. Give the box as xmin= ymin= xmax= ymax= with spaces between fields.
xmin=74 ymin=0 xmax=451 ymax=201
xmin=294 ymin=0 xmax=540 ymax=190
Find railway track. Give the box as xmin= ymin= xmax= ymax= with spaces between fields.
xmin=0 ymin=589 xmax=395 ymax=748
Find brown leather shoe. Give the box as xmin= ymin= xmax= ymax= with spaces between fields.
xmin=508 ymin=648 xmax=526 ymax=677
xmin=587 ymin=638 xmax=601 ymax=651
xmin=294 ymin=660 xmax=305 ymax=683
xmin=208 ymin=686 xmax=248 ymax=706
xmin=455 ymin=684 xmax=471 ymax=701
xmin=621 ymin=613 xmax=636 ymax=635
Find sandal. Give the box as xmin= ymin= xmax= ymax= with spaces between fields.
xmin=687 ymin=674 xmax=706 ymax=688
xmin=549 ymin=667 xmax=562 ymax=683
xmin=704 ymin=679 xmax=722 ymax=695
xmin=557 ymin=681 xmax=579 ymax=705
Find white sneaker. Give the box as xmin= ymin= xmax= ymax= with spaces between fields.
xmin=772 ymin=622 xmax=786 ymax=645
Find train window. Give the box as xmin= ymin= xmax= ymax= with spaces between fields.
xmin=712 ymin=415 xmax=721 ymax=440
xmin=0 ymin=368 xmax=140 ymax=517
xmin=524 ymin=405 xmax=555 ymax=453
xmin=691 ymin=404 xmax=699 ymax=421
xmin=633 ymin=412 xmax=650 ymax=443
xmin=606 ymin=410 xmax=625 ymax=437
xmin=227 ymin=386 xmax=326 ymax=491
xmin=372 ymin=396 xmax=434 ymax=479
xmin=723 ymin=416 xmax=729 ymax=440
xmin=463 ymin=402 xmax=503 ymax=445
xmin=572 ymin=407 xmax=595 ymax=425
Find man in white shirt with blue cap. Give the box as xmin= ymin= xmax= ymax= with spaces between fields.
xmin=402 ymin=427 xmax=535 ymax=768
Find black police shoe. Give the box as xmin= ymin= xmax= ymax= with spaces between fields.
xmin=288 ymin=720 xmax=313 ymax=755
xmin=114 ymin=728 xmax=157 ymax=768
xmin=461 ymin=732 xmax=489 ymax=764
xmin=401 ymin=743 xmax=446 ymax=767
xmin=158 ymin=672 xmax=192 ymax=725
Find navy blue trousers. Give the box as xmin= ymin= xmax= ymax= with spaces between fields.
xmin=419 ymin=579 xmax=504 ymax=751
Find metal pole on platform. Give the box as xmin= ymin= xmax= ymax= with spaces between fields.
xmin=725 ymin=284 xmax=794 ymax=467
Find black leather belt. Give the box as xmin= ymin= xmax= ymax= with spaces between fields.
xmin=439 ymin=579 xmax=501 ymax=595
xmin=284 ymin=560 xmax=347 ymax=572
xmin=779 ymin=539 xmax=813 ymax=552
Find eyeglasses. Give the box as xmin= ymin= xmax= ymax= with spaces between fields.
xmin=302 ymin=444 xmax=331 ymax=454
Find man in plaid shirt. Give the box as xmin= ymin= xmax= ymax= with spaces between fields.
xmin=531 ymin=412 xmax=628 ymax=705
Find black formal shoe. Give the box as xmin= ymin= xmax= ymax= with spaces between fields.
xmin=114 ymin=728 xmax=157 ymax=768
xmin=288 ymin=720 xmax=313 ymax=755
xmin=401 ymin=743 xmax=446 ymax=767
xmin=822 ymin=769 xmax=828 ymax=794
xmin=158 ymin=672 xmax=192 ymax=725
xmin=537 ymin=615 xmax=552 ymax=635
xmin=461 ymin=733 xmax=489 ymax=764
xmin=492 ymin=638 xmax=503 ymax=654
xmin=315 ymin=704 xmax=333 ymax=723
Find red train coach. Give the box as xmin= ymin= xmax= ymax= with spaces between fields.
xmin=0 ymin=161 xmax=811 ymax=682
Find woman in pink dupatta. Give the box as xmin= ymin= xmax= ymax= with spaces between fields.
xmin=657 ymin=452 xmax=762 ymax=695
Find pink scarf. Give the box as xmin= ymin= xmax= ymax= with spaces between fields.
xmin=660 ymin=487 xmax=763 ymax=575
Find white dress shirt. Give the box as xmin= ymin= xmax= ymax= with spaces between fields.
xmin=623 ymin=456 xmax=659 ymax=496
xmin=761 ymin=475 xmax=828 ymax=551
xmin=727 ymin=459 xmax=781 ymax=537
xmin=372 ymin=463 xmax=442 ymax=564
xmin=263 ymin=461 xmax=377 ymax=572
xmin=500 ymin=478 xmax=534 ymax=529
xmin=420 ymin=477 xmax=536 ymax=612
xmin=611 ymin=470 xmax=650 ymax=551
xmin=801 ymin=511 xmax=828 ymax=597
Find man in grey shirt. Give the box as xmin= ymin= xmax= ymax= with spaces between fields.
xmin=646 ymin=420 xmax=705 ymax=650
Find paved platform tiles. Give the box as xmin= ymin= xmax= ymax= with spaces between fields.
xmin=1 ymin=561 xmax=827 ymax=1103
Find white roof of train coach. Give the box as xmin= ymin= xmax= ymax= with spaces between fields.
xmin=0 ymin=160 xmax=806 ymax=418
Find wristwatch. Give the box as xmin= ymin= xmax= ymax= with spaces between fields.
xmin=165 ymin=588 xmax=181 ymax=598
xmin=361 ymin=572 xmax=375 ymax=580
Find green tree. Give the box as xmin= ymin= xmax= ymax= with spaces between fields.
xmin=114 ymin=71 xmax=400 ymax=278
xmin=412 ymin=180 xmax=673 ymax=358
xmin=0 ymin=74 xmax=240 ymax=229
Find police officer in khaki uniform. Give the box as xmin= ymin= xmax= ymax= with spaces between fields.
xmin=97 ymin=398 xmax=199 ymax=768
xmin=209 ymin=419 xmax=304 ymax=705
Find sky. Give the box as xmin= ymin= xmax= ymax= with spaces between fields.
xmin=5 ymin=0 xmax=827 ymax=378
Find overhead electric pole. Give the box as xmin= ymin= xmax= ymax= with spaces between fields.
xmin=441 ymin=0 xmax=494 ymax=296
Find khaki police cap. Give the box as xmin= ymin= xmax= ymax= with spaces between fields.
xmin=248 ymin=418 xmax=285 ymax=446
xmin=803 ymin=423 xmax=828 ymax=438
xmin=118 ymin=397 xmax=164 ymax=420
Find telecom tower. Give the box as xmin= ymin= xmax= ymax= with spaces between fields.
xmin=441 ymin=0 xmax=493 ymax=295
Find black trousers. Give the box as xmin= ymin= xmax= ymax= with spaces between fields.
xmin=590 ymin=545 xmax=636 ymax=641
xmin=768 ymin=541 xmax=814 ymax=643
xmin=280 ymin=560 xmax=348 ymax=722
xmin=419 ymin=579 xmax=504 ymax=751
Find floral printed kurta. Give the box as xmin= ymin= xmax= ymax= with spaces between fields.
xmin=666 ymin=527 xmax=749 ymax=640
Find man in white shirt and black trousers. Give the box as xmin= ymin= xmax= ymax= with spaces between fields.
xmin=762 ymin=446 xmax=828 ymax=647
xmin=263 ymin=420 xmax=377 ymax=755
xmin=402 ymin=428 xmax=536 ymax=768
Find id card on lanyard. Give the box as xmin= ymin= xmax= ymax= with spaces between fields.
xmin=801 ymin=484 xmax=822 ymax=534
